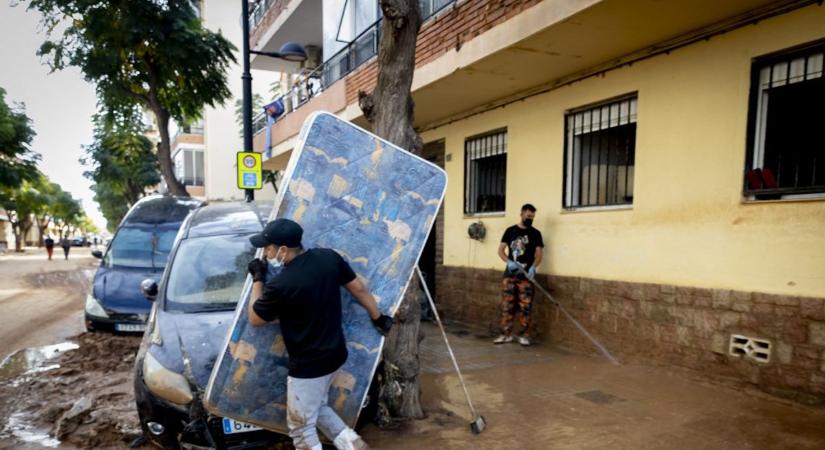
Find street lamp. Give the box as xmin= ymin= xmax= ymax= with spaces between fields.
xmin=241 ymin=1 xmax=307 ymax=202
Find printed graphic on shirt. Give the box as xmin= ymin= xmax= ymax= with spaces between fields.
xmin=509 ymin=235 xmax=529 ymax=261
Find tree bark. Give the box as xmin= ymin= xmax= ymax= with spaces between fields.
xmin=36 ymin=216 xmax=50 ymax=247
xmin=153 ymin=107 xmax=189 ymax=197
xmin=11 ymin=220 xmax=22 ymax=253
xmin=359 ymin=0 xmax=425 ymax=423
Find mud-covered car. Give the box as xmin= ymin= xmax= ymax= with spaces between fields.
xmin=86 ymin=195 xmax=200 ymax=333
xmin=133 ymin=201 xmax=286 ymax=449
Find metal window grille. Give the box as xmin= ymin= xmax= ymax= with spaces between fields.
xmin=464 ymin=130 xmax=507 ymax=214
xmin=564 ymin=95 xmax=637 ymax=208
xmin=746 ymin=40 xmax=825 ymax=199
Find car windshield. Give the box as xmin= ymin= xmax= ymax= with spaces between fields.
xmin=106 ymin=226 xmax=178 ymax=270
xmin=165 ymin=234 xmax=255 ymax=312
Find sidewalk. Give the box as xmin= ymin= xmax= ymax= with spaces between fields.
xmin=0 ymin=245 xmax=97 ymax=261
xmin=360 ymin=322 xmax=825 ymax=449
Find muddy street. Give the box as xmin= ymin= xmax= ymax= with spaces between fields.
xmin=0 ymin=250 xmax=96 ymax=355
xmin=2 ymin=249 xmax=825 ymax=449
xmin=0 ymin=249 xmax=147 ymax=449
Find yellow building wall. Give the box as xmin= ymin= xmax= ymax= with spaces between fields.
xmin=421 ymin=6 xmax=825 ymax=298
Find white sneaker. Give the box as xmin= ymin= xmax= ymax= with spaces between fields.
xmin=518 ymin=336 xmax=532 ymax=346
xmin=493 ymin=335 xmax=513 ymax=344
xmin=333 ymin=428 xmax=368 ymax=450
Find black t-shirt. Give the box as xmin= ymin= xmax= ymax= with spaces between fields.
xmin=501 ymin=225 xmax=544 ymax=275
xmin=252 ymin=248 xmax=357 ymax=378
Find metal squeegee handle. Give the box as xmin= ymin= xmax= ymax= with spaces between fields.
xmin=516 ymin=267 xmax=620 ymax=366
xmin=415 ymin=267 xmax=480 ymax=417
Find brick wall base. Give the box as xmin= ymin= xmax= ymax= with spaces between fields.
xmin=435 ymin=265 xmax=825 ymax=405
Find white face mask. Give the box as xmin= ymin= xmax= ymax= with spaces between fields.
xmin=268 ymin=247 xmax=285 ymax=269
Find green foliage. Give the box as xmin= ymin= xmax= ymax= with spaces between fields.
xmin=90 ymin=183 xmax=129 ymax=233
xmin=28 ymin=0 xmax=236 ymax=195
xmin=0 ymin=87 xmax=40 ymax=199
xmin=77 ymin=215 xmax=99 ymax=234
xmin=81 ymin=106 xmax=159 ymax=229
xmin=81 ymin=106 xmax=160 ymax=207
xmin=50 ymin=186 xmax=83 ymax=235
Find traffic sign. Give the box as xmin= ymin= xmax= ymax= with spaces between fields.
xmin=236 ymin=152 xmax=262 ymax=190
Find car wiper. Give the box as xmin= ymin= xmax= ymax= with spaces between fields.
xmin=188 ymin=304 xmax=237 ymax=313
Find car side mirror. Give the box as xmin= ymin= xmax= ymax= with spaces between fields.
xmin=91 ymin=250 xmax=103 ymax=259
xmin=141 ymin=278 xmax=158 ymax=301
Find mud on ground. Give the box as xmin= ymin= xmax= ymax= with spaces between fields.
xmin=0 ymin=332 xmax=147 ymax=449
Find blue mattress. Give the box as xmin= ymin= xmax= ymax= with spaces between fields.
xmin=204 ymin=112 xmax=447 ymax=433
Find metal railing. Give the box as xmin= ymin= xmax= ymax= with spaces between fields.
xmin=249 ymin=0 xmax=277 ymax=30
xmin=178 ymin=125 xmax=204 ymax=135
xmin=252 ymin=0 xmax=457 ymax=136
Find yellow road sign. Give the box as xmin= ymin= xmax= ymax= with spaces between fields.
xmin=237 ymin=152 xmax=263 ymax=190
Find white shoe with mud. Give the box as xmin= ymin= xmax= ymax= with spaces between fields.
xmin=518 ymin=336 xmax=531 ymax=346
xmin=493 ymin=335 xmax=514 ymax=344
xmin=333 ymin=428 xmax=369 ymax=450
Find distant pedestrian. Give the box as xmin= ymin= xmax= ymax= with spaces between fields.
xmin=44 ymin=236 xmax=55 ymax=261
xmin=61 ymin=235 xmax=71 ymax=260
xmin=494 ymin=203 xmax=544 ymax=346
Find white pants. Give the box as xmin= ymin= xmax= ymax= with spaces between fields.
xmin=286 ymin=371 xmax=348 ymax=449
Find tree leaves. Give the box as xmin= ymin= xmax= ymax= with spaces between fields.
xmin=27 ymin=0 xmax=236 ymax=196
xmin=0 ymin=87 xmax=40 ymax=197
xmin=81 ymin=106 xmax=160 ymax=229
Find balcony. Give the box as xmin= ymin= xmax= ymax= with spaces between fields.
xmin=251 ymin=0 xmax=458 ymax=136
xmin=250 ymin=0 xmax=322 ymax=74
xmin=172 ymin=124 xmax=204 ymax=148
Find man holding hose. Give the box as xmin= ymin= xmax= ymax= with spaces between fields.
xmin=494 ymin=203 xmax=544 ymax=346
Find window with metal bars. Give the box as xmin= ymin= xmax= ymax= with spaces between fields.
xmin=564 ymin=95 xmax=637 ymax=208
xmin=745 ymin=39 xmax=825 ymax=200
xmin=464 ymin=129 xmax=507 ymax=214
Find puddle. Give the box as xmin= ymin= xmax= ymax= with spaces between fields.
xmin=0 ymin=342 xmax=79 ymax=382
xmin=3 ymin=412 xmax=60 ymax=448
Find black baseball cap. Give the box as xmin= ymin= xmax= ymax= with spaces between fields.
xmin=249 ymin=218 xmax=303 ymax=248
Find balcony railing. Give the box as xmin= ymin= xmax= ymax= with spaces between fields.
xmin=177 ymin=125 xmax=204 ymax=136
xmin=250 ymin=0 xmax=277 ymax=30
xmin=252 ymin=0 xmax=456 ymax=137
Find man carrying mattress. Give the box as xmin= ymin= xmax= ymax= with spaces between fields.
xmin=246 ymin=218 xmax=394 ymax=450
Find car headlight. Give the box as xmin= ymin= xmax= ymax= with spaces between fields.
xmin=143 ymin=351 xmax=193 ymax=405
xmin=85 ymin=294 xmax=109 ymax=318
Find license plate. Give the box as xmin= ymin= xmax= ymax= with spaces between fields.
xmin=115 ymin=323 xmax=145 ymax=332
xmin=223 ymin=418 xmax=261 ymax=435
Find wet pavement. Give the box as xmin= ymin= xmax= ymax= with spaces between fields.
xmin=361 ymin=322 xmax=825 ymax=449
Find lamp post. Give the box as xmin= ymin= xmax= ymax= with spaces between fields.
xmin=241 ymin=1 xmax=307 ymax=202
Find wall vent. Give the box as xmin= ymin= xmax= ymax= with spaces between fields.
xmin=729 ymin=334 xmax=771 ymax=363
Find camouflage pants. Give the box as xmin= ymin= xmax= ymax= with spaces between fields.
xmin=500 ymin=276 xmax=534 ymax=337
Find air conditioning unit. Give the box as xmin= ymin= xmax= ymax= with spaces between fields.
xmin=302 ymin=45 xmax=322 ymax=70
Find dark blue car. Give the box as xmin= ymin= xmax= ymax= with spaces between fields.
xmin=133 ymin=200 xmax=289 ymax=449
xmin=86 ymin=195 xmax=201 ymax=333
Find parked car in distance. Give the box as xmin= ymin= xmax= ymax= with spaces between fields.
xmin=133 ymin=201 xmax=289 ymax=449
xmin=71 ymin=236 xmax=88 ymax=247
xmin=85 ymin=195 xmax=201 ymax=333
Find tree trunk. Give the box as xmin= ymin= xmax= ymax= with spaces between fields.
xmin=154 ymin=107 xmax=189 ymax=197
xmin=11 ymin=222 xmax=22 ymax=253
xmin=359 ymin=0 xmax=425 ymax=422
xmin=36 ymin=216 xmax=49 ymax=247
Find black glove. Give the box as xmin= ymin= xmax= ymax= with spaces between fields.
xmin=372 ymin=314 xmax=394 ymax=336
xmin=247 ymin=258 xmax=267 ymax=282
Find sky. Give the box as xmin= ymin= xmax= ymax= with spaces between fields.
xmin=0 ymin=2 xmax=106 ymax=229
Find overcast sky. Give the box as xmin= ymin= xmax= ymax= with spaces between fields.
xmin=0 ymin=2 xmax=105 ymax=229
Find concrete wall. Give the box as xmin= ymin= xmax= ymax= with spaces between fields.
xmin=421 ymin=5 xmax=825 ymax=298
